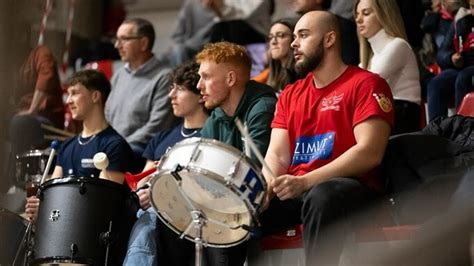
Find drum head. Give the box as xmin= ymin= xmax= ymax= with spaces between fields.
xmin=151 ymin=170 xmax=252 ymax=247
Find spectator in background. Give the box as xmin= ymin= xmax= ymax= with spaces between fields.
xmin=9 ymin=45 xmax=64 ymax=163
xmin=290 ymin=0 xmax=360 ymax=65
xmin=253 ymin=17 xmax=300 ymax=94
xmin=427 ymin=0 xmax=474 ymax=121
xmin=202 ymin=0 xmax=274 ymax=45
xmin=355 ymin=0 xmax=422 ymax=134
xmin=419 ymin=0 xmax=463 ymax=99
xmin=105 ymin=18 xmax=178 ymax=167
xmin=158 ymin=0 xmax=215 ymax=68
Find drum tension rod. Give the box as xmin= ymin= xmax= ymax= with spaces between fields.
xmin=171 ymin=164 xmax=184 ymax=182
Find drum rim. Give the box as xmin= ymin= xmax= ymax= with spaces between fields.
xmin=165 ymin=137 xmax=263 ymax=174
xmin=150 ymin=169 xmax=255 ymax=247
xmin=0 ymin=208 xmax=28 ymax=225
xmin=32 ymin=256 xmax=92 ymax=265
xmin=154 ymin=206 xmax=251 ymax=248
xmin=39 ymin=176 xmax=125 ymax=190
xmin=16 ymin=149 xmax=51 ymax=158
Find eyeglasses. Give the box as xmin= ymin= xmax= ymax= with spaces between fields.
xmin=113 ymin=35 xmax=143 ymax=44
xmin=267 ymin=32 xmax=292 ymax=42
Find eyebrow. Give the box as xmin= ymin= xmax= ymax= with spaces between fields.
xmin=295 ymin=29 xmax=310 ymax=34
xmin=356 ymin=7 xmax=372 ymax=14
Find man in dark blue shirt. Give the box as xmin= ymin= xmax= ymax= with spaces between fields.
xmin=25 ymin=69 xmax=134 ymax=220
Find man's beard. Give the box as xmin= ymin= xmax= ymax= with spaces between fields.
xmin=295 ymin=39 xmax=324 ymax=76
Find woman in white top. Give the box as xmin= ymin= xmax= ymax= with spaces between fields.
xmin=354 ymin=0 xmax=422 ymax=134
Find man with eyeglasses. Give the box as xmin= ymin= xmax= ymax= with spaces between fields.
xmin=105 ymin=18 xmax=178 ymax=169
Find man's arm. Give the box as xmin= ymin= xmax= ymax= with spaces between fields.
xmin=100 ymin=170 xmax=124 ymax=184
xmin=273 ymin=117 xmax=391 ymax=200
xmin=262 ymin=128 xmax=292 ymax=184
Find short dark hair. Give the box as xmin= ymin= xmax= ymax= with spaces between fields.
xmin=172 ymin=60 xmax=201 ymax=95
xmin=123 ymin=18 xmax=155 ymax=51
xmin=66 ymin=69 xmax=111 ymax=105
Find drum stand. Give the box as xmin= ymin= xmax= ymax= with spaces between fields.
xmin=191 ymin=210 xmax=206 ymax=266
xmin=169 ymin=165 xmax=207 ymax=266
xmin=15 ymin=220 xmax=34 ymax=266
xmin=169 ymin=164 xmax=253 ymax=266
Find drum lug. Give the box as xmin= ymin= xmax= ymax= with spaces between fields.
xmin=189 ymin=145 xmax=202 ymax=165
xmin=79 ymin=181 xmax=87 ymax=194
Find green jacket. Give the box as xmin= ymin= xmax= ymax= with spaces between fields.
xmin=200 ymin=80 xmax=277 ymax=165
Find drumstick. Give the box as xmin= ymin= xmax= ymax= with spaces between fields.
xmin=234 ymin=118 xmax=275 ymax=180
xmin=41 ymin=123 xmax=75 ymax=137
xmin=44 ymin=134 xmax=68 ymax=141
xmin=39 ymin=140 xmax=60 ymax=186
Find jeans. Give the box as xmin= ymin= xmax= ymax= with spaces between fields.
xmin=427 ymin=66 xmax=474 ymax=121
xmin=123 ymin=208 xmax=159 ymax=266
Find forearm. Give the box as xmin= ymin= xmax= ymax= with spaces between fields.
xmin=28 ymin=90 xmax=47 ymax=113
xmin=302 ymin=144 xmax=383 ymax=188
xmin=100 ymin=170 xmax=124 ymax=184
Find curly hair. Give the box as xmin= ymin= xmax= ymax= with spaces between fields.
xmin=171 ymin=60 xmax=201 ymax=95
xmin=195 ymin=41 xmax=251 ymax=73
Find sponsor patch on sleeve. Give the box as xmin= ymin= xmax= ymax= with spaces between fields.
xmin=372 ymin=93 xmax=392 ymax=113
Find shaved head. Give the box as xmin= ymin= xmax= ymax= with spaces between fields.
xmin=298 ymin=11 xmax=341 ymax=40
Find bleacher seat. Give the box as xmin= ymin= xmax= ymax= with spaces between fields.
xmin=457 ymin=92 xmax=474 ymax=117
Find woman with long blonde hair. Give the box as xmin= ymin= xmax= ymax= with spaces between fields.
xmin=355 ymin=0 xmax=421 ymax=134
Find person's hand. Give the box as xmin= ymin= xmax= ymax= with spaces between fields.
xmin=452 ymin=52 xmax=464 ymax=68
xmin=25 ymin=196 xmax=40 ymax=222
xmin=137 ymin=188 xmax=151 ymax=210
xmin=137 ymin=175 xmax=152 ymax=190
xmin=272 ymin=174 xmax=308 ymax=200
xmin=260 ymin=183 xmax=275 ymax=212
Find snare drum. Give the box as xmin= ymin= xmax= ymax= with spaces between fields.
xmin=16 ymin=149 xmax=55 ymax=187
xmin=33 ymin=177 xmax=136 ymax=265
xmin=151 ymin=137 xmax=266 ymax=247
xmin=0 ymin=209 xmax=27 ymax=265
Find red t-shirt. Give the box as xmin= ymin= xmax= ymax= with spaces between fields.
xmin=272 ymin=66 xmax=394 ymax=191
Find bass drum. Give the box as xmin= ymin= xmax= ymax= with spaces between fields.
xmin=0 ymin=208 xmax=27 ymax=265
xmin=32 ymin=177 xmax=137 ymax=265
xmin=152 ymin=137 xmax=266 ymax=248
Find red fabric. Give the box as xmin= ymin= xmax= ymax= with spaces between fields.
xmin=272 ymin=66 xmax=394 ymax=191
xmin=17 ymin=45 xmax=65 ymax=128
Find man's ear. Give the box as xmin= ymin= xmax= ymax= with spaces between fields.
xmin=325 ymin=31 xmax=337 ymax=49
xmin=92 ymin=90 xmax=101 ymax=104
xmin=140 ymin=37 xmax=150 ymax=52
xmin=226 ymin=70 xmax=236 ymax=87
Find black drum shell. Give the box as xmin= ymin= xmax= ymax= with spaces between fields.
xmin=33 ymin=177 xmax=136 ymax=265
xmin=0 ymin=209 xmax=27 ymax=265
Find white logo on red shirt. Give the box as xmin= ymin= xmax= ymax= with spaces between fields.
xmin=321 ymin=93 xmax=344 ymax=112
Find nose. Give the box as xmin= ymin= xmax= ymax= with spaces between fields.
xmin=270 ymin=36 xmax=278 ymax=45
xmin=291 ymin=38 xmax=298 ymax=49
xmin=355 ymin=13 xmax=362 ymax=24
xmin=66 ymin=94 xmax=73 ymax=104
xmin=168 ymin=87 xmax=176 ymax=98
xmin=197 ymin=78 xmax=204 ymax=92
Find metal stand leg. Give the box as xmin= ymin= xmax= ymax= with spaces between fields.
xmin=192 ymin=210 xmax=205 ymax=266
xmin=15 ymin=220 xmax=33 ymax=266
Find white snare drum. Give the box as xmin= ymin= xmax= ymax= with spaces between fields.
xmin=151 ymin=137 xmax=266 ymax=247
